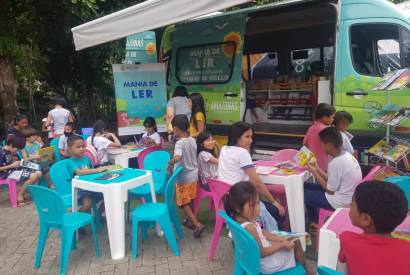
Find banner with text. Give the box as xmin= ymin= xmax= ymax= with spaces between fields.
xmin=124 ymin=31 xmax=157 ymax=64
xmin=113 ymin=63 xmax=167 ymax=135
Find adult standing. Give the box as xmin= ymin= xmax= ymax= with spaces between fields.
xmin=7 ymin=114 xmax=29 ymax=138
xmin=46 ymin=97 xmax=74 ymax=138
xmin=42 ymin=102 xmax=55 ymax=140
xmin=188 ymin=93 xmax=206 ymax=138
xmin=165 ymin=86 xmax=191 ymax=138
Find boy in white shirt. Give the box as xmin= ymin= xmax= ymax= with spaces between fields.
xmin=304 ymin=126 xmax=362 ymax=226
xmin=333 ymin=111 xmax=357 ymax=158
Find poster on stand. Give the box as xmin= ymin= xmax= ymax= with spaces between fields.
xmin=113 ymin=63 xmax=167 ymax=136
xmin=124 ymin=31 xmax=157 ymax=64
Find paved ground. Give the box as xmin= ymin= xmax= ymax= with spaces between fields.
xmin=0 ymin=190 xmax=236 ymax=275
xmin=0 ymin=189 xmax=318 ymax=275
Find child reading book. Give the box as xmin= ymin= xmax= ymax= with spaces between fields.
xmin=339 ymin=181 xmax=410 ymax=275
xmin=223 ymin=181 xmax=315 ymax=274
xmin=0 ymin=135 xmax=42 ymax=206
xmin=333 ymin=111 xmax=356 ymax=157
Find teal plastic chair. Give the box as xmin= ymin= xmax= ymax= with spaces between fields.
xmin=385 ymin=176 xmax=410 ymax=208
xmin=127 ymin=150 xmax=170 ymax=222
xmin=218 ymin=210 xmax=306 ymax=275
xmin=317 ymin=266 xmax=344 ymax=275
xmin=131 ymin=166 xmax=183 ymax=258
xmin=50 ymin=137 xmax=61 ymax=161
xmin=50 ymin=160 xmax=102 ymax=229
xmin=27 ymin=185 xmax=100 ymax=275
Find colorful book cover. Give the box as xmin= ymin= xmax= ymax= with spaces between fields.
xmin=293 ymin=146 xmax=316 ymax=166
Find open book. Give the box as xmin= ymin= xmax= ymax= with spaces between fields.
xmin=293 ymin=146 xmax=316 ymax=166
xmin=20 ymin=160 xmax=41 ymax=171
xmin=272 ymin=231 xmax=307 ymax=242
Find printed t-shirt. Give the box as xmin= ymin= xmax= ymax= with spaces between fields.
xmin=87 ymin=136 xmax=111 ymax=164
xmin=198 ymin=151 xmax=218 ymax=185
xmin=0 ymin=148 xmax=14 ymax=178
xmin=189 ymin=112 xmax=205 ymax=137
xmin=218 ymin=146 xmax=254 ymax=185
xmin=303 ymin=121 xmax=329 ymax=171
xmin=325 ymin=151 xmax=362 ymax=208
xmin=341 ymin=131 xmax=354 ymax=155
xmin=24 ymin=142 xmax=41 ymax=159
xmin=174 ymin=137 xmax=197 ymax=184
xmin=49 ymin=108 xmax=70 ymax=135
xmin=339 ymin=231 xmax=410 ymax=275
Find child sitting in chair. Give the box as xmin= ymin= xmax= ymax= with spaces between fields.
xmin=339 ymin=180 xmax=410 ymax=275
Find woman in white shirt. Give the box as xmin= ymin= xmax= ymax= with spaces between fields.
xmin=218 ymin=122 xmax=286 ymax=227
xmin=46 ymin=97 xmax=74 ymax=137
xmin=87 ymin=120 xmax=121 ymax=165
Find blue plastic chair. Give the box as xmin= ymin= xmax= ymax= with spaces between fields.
xmin=50 ymin=160 xmax=102 ymax=229
xmin=50 ymin=137 xmax=61 ymax=161
xmin=385 ymin=176 xmax=410 ymax=208
xmin=317 ymin=266 xmax=344 ymax=275
xmin=127 ymin=150 xmax=170 ymax=222
xmin=218 ymin=210 xmax=306 ymax=275
xmin=27 ymin=185 xmax=100 ymax=275
xmin=131 ymin=166 xmax=183 ymax=258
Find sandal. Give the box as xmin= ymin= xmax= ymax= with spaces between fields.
xmin=193 ymin=224 xmax=206 ymax=238
xmin=17 ymin=199 xmax=28 ymax=207
xmin=182 ymin=219 xmax=195 ymax=230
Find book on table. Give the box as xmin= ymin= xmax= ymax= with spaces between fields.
xmin=256 ymin=166 xmax=278 ymax=175
xmin=95 ymin=172 xmax=123 ymax=181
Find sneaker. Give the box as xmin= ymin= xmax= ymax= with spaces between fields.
xmin=305 ymin=233 xmax=312 ymax=246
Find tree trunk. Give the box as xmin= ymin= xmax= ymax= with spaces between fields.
xmin=0 ymin=55 xmax=19 ymax=129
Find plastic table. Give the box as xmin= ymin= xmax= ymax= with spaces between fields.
xmin=318 ymin=208 xmax=410 ymax=270
xmin=256 ymin=160 xmax=311 ymax=250
xmin=72 ymin=168 xmax=155 ymax=260
xmin=107 ymin=146 xmax=145 ymax=168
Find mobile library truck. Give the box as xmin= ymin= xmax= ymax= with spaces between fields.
xmin=160 ymin=0 xmax=410 ymax=149
xmin=72 ymin=0 xmax=410 ymax=150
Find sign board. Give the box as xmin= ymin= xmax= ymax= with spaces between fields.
xmin=124 ymin=31 xmax=157 ymax=64
xmin=113 ymin=63 xmax=167 ymax=135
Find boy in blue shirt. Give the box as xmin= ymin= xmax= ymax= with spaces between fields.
xmin=66 ymin=135 xmax=106 ymax=212
xmin=0 ymin=135 xmax=42 ymax=206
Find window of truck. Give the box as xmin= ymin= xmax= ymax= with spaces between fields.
xmin=290 ymin=48 xmax=321 ymax=81
xmin=248 ymin=52 xmax=279 ymax=81
xmin=175 ymin=41 xmax=236 ymax=85
xmin=350 ymin=24 xmax=410 ymax=77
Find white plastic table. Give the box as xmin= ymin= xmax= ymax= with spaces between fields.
xmin=257 ymin=161 xmax=311 ymax=250
xmin=72 ymin=168 xmax=155 ymax=260
xmin=318 ymin=208 xmax=410 ymax=270
xmin=107 ymin=146 xmax=145 ymax=168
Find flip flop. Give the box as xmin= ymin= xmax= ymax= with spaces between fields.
xmin=193 ymin=224 xmax=206 ymax=238
xmin=17 ymin=199 xmax=28 ymax=207
xmin=182 ymin=219 xmax=195 ymax=230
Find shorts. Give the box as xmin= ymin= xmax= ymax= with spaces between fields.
xmin=175 ymin=181 xmax=197 ymax=207
xmin=78 ymin=190 xmax=103 ymax=205
xmin=6 ymin=168 xmax=37 ymax=183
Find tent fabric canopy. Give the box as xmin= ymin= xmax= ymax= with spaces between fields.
xmin=72 ymin=0 xmax=251 ymax=51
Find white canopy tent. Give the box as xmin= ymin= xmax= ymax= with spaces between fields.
xmin=71 ymin=0 xmax=251 ymax=51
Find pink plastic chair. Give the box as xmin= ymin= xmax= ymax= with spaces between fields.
xmin=137 ymin=146 xmax=161 ymax=169
xmin=0 ymin=179 xmax=17 ymax=208
xmin=271 ymin=149 xmax=298 ymax=162
xmin=317 ymin=165 xmax=382 ymax=229
xmin=193 ymin=180 xmax=213 ymax=216
xmin=207 ymin=178 xmax=231 ymax=261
